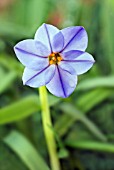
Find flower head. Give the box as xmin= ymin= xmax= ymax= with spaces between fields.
xmin=14 ymin=23 xmax=95 ymax=98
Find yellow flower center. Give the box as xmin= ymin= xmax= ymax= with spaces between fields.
xmin=49 ymin=53 xmax=62 ymax=65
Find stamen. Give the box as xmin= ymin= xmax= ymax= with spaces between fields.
xmin=49 ymin=53 xmax=62 ymax=65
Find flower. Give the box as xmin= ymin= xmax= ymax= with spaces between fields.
xmin=14 ymin=23 xmax=95 ymax=98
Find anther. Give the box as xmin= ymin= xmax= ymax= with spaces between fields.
xmin=49 ymin=53 xmax=62 ymax=65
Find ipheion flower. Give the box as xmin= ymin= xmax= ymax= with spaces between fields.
xmin=14 ymin=23 xmax=95 ymax=98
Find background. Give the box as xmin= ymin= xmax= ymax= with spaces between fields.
xmin=0 ymin=0 xmax=114 ymax=170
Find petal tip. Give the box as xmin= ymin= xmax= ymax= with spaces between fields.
xmin=22 ymin=78 xmax=26 ymax=85
xmin=93 ymin=59 xmax=95 ymax=63
xmin=13 ymin=46 xmax=16 ymax=53
xmin=23 ymin=81 xmax=26 ymax=85
xmin=13 ymin=44 xmax=18 ymax=52
xmin=42 ymin=23 xmax=46 ymax=26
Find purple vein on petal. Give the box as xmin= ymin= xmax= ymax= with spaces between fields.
xmin=15 ymin=47 xmax=48 ymax=58
xmin=63 ymin=59 xmax=95 ymax=63
xmin=25 ymin=65 xmax=49 ymax=84
xmin=57 ymin=66 xmax=66 ymax=98
xmin=44 ymin=24 xmax=53 ymax=53
xmin=60 ymin=27 xmax=83 ymax=53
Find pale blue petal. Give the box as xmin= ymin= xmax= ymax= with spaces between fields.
xmin=61 ymin=26 xmax=88 ymax=52
xmin=62 ymin=51 xmax=95 ymax=75
xmin=35 ymin=41 xmax=50 ymax=56
xmin=14 ymin=39 xmax=49 ymax=70
xmin=52 ymin=32 xmax=64 ymax=52
xmin=46 ymin=66 xmax=77 ymax=98
xmin=61 ymin=50 xmax=84 ymax=60
xmin=35 ymin=23 xmax=59 ymax=53
xmin=22 ymin=65 xmax=56 ymax=88
xmin=58 ymin=61 xmax=76 ymax=75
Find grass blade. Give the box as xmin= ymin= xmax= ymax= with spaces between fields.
xmin=59 ymin=103 xmax=107 ymax=142
xmin=4 ymin=131 xmax=50 ymax=170
xmin=66 ymin=140 xmax=114 ymax=153
xmin=0 ymin=94 xmax=60 ymax=125
xmin=55 ymin=89 xmax=112 ymax=138
xmin=77 ymin=76 xmax=114 ymax=91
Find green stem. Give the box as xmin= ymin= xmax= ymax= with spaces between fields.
xmin=39 ymin=86 xmax=61 ymax=170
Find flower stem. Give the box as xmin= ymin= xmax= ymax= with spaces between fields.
xmin=39 ymin=86 xmax=61 ymax=170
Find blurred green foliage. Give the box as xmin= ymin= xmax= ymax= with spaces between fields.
xmin=0 ymin=0 xmax=114 ymax=170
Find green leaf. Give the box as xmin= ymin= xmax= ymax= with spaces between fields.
xmin=59 ymin=103 xmax=107 ymax=142
xmin=0 ymin=71 xmax=17 ymax=94
xmin=24 ymin=0 xmax=51 ymax=31
xmin=48 ymin=94 xmax=61 ymax=106
xmin=4 ymin=131 xmax=50 ymax=170
xmin=77 ymin=76 xmax=114 ymax=91
xmin=76 ymin=88 xmax=112 ymax=112
xmin=55 ymin=89 xmax=112 ymax=137
xmin=0 ymin=20 xmax=31 ymax=39
xmin=0 ymin=0 xmax=51 ymax=39
xmin=0 ymin=94 xmax=60 ymax=125
xmin=55 ymin=114 xmax=75 ymax=137
xmin=0 ymin=95 xmax=39 ymax=125
xmin=58 ymin=148 xmax=69 ymax=159
xmin=0 ymin=54 xmax=24 ymax=76
xmin=101 ymin=0 xmax=114 ymax=73
xmin=66 ymin=140 xmax=114 ymax=153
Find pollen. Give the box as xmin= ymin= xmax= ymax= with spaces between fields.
xmin=49 ymin=53 xmax=62 ymax=65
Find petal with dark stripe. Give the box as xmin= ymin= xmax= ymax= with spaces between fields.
xmin=51 ymin=32 xmax=64 ymax=52
xmin=61 ymin=50 xmax=95 ymax=75
xmin=35 ymin=23 xmax=59 ymax=53
xmin=46 ymin=66 xmax=77 ymax=98
xmin=61 ymin=26 xmax=88 ymax=52
xmin=22 ymin=65 xmax=56 ymax=88
xmin=14 ymin=39 xmax=49 ymax=70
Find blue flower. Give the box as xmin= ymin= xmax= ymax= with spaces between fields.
xmin=14 ymin=23 xmax=95 ymax=98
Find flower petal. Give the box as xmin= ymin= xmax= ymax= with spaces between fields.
xmin=60 ymin=26 xmax=88 ymax=52
xmin=46 ymin=66 xmax=77 ymax=98
xmin=22 ymin=65 xmax=56 ymax=88
xmin=61 ymin=50 xmax=84 ymax=60
xmin=51 ymin=32 xmax=64 ymax=52
xmin=35 ymin=41 xmax=50 ymax=56
xmin=35 ymin=23 xmax=59 ymax=53
xmin=62 ymin=51 xmax=95 ymax=75
xmin=14 ymin=39 xmax=49 ymax=70
xmin=58 ymin=61 xmax=76 ymax=75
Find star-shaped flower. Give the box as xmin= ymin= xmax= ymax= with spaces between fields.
xmin=14 ymin=23 xmax=95 ymax=98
